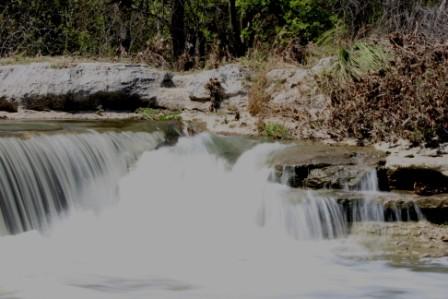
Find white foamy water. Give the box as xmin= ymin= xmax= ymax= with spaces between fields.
xmin=0 ymin=133 xmax=446 ymax=299
xmin=0 ymin=131 xmax=164 ymax=234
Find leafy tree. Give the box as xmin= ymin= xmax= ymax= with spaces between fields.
xmin=0 ymin=0 xmax=446 ymax=64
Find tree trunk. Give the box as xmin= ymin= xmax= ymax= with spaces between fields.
xmin=198 ymin=30 xmax=206 ymax=63
xmin=229 ymin=0 xmax=243 ymax=57
xmin=170 ymin=0 xmax=185 ymax=59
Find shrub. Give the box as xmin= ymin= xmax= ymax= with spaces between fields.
xmin=0 ymin=97 xmax=18 ymax=112
xmin=259 ymin=122 xmax=290 ymax=140
xmin=318 ymin=34 xmax=448 ymax=146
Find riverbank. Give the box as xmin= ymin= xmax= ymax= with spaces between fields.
xmin=0 ymin=56 xmax=447 ymax=167
xmin=1 ymin=55 xmax=447 ymax=158
xmin=1 ymin=56 xmax=448 ymax=260
xmin=2 ymin=34 xmax=446 ymax=145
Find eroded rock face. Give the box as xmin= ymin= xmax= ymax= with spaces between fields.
xmin=271 ymin=142 xmax=386 ymax=189
xmin=265 ymin=68 xmax=311 ymax=105
xmin=258 ymin=58 xmax=335 ymax=139
xmin=381 ymin=166 xmax=448 ymax=195
xmin=148 ymin=64 xmax=249 ymax=112
xmin=272 ymin=140 xmax=448 ymax=200
xmin=265 ymin=57 xmax=334 ymax=107
xmin=0 ymin=63 xmax=160 ymax=111
xmin=376 ymin=142 xmax=448 ymax=195
xmin=0 ymin=63 xmax=249 ymax=113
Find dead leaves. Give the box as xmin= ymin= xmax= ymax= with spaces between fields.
xmin=321 ymin=34 xmax=448 ymax=146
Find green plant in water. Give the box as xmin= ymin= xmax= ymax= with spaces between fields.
xmin=136 ymin=108 xmax=182 ymax=121
xmin=261 ymin=122 xmax=290 ymax=140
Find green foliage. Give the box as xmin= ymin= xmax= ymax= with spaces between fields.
xmin=260 ymin=122 xmax=290 ymax=140
xmin=136 ymin=108 xmax=182 ymax=121
xmin=237 ymin=0 xmax=338 ymax=45
xmin=326 ymin=41 xmax=390 ymax=82
xmin=0 ymin=0 xmax=446 ymax=65
xmin=285 ymin=0 xmax=338 ymax=43
xmin=0 ymin=0 xmax=166 ymax=57
xmin=315 ymin=20 xmax=348 ymax=47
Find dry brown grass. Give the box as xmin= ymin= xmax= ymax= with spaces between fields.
xmin=242 ymin=48 xmax=297 ymax=117
xmin=248 ymin=71 xmax=270 ymax=116
xmin=0 ymin=55 xmax=135 ymax=66
xmin=318 ymin=34 xmax=448 ymax=147
xmin=135 ymin=35 xmax=171 ymax=69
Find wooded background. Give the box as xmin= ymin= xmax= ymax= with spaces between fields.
xmin=0 ymin=0 xmax=446 ymax=68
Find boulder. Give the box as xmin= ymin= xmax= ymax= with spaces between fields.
xmin=182 ymin=64 xmax=249 ymax=102
xmin=264 ymin=57 xmax=334 ymax=107
xmin=154 ymin=64 xmax=249 ymax=111
xmin=265 ymin=68 xmax=312 ymax=105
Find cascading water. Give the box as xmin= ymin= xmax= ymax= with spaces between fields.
xmin=349 ymin=170 xmax=425 ymax=223
xmin=357 ymin=169 xmax=380 ymax=192
xmin=0 ymin=130 xmax=164 ymax=234
xmin=0 ymin=131 xmax=446 ymax=299
xmin=270 ymin=169 xmax=388 ymax=240
xmin=274 ymin=166 xmax=426 ymax=240
xmin=343 ymin=170 xmax=390 ymax=224
xmin=258 ymin=190 xmax=348 ymax=239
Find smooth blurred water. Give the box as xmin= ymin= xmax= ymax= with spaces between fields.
xmin=0 ymin=130 xmax=164 ymax=234
xmin=0 ymin=132 xmax=446 ymax=299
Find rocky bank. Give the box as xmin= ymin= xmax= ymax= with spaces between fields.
xmin=0 ymin=62 xmax=258 ymax=135
xmin=1 ymin=61 xmax=448 ymax=258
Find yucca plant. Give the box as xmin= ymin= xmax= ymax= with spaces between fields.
xmin=327 ymin=41 xmax=391 ymax=82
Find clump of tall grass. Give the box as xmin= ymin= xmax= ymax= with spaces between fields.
xmin=327 ymin=41 xmax=391 ymax=82
xmin=248 ymin=72 xmax=270 ymax=116
xmin=305 ymin=21 xmax=350 ymax=66
xmin=241 ymin=49 xmax=287 ymax=117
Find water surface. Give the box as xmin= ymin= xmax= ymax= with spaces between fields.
xmin=0 ymin=125 xmax=446 ymax=299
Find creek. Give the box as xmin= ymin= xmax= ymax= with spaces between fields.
xmin=0 ymin=122 xmax=446 ymax=299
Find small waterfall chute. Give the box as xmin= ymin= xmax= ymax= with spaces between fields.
xmin=0 ymin=131 xmax=164 ymax=234
xmin=272 ymin=165 xmax=427 ymax=240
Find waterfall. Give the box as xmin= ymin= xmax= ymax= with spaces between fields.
xmin=357 ymin=169 xmax=379 ymax=192
xmin=274 ymin=166 xmax=426 ymax=239
xmin=257 ymin=190 xmax=348 ymax=239
xmin=345 ymin=169 xmax=387 ymax=223
xmin=115 ymin=134 xmax=386 ymax=241
xmin=350 ymin=170 xmax=424 ymax=222
xmin=0 ymin=132 xmax=446 ymax=299
xmin=0 ymin=131 xmax=164 ymax=234
xmin=0 ymin=130 xmax=424 ymax=239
